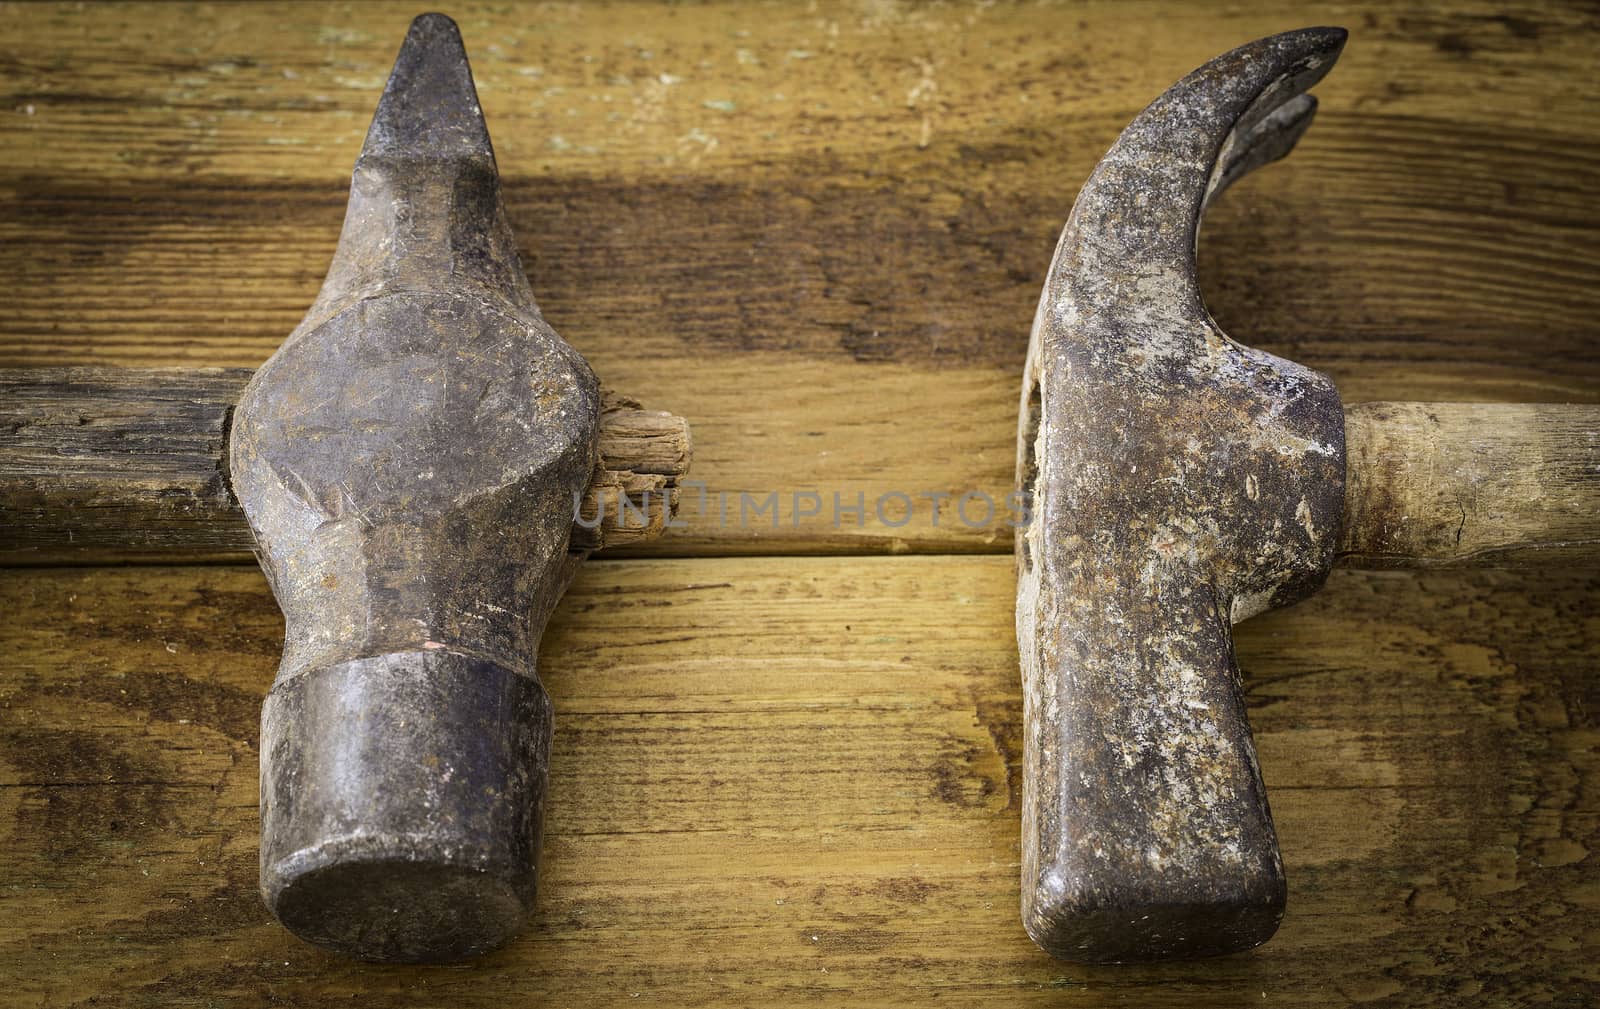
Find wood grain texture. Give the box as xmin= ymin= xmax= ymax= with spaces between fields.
xmin=2 ymin=0 xmax=1596 ymax=553
xmin=2 ymin=2 xmax=1598 ymax=1005
xmin=1341 ymin=402 xmax=1600 ymax=567
xmin=0 ymin=367 xmax=691 ymax=563
xmin=1 ymin=558 xmax=1596 ymax=1005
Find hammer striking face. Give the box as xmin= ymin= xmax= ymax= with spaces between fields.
xmin=1015 ymin=28 xmax=1349 ymax=962
xmin=230 ymin=15 xmax=599 ymax=961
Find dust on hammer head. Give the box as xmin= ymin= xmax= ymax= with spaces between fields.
xmin=1015 ymin=27 xmax=1349 ymax=963
xmin=230 ymin=13 xmax=600 ymax=961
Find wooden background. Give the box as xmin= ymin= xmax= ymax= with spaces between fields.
xmin=2 ymin=1 xmax=1596 ymax=1005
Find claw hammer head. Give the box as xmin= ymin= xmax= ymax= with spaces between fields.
xmin=1015 ymin=28 xmax=1349 ymax=962
xmin=229 ymin=15 xmax=600 ymax=961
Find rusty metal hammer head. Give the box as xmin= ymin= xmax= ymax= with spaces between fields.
xmin=1015 ymin=28 xmax=1349 ymax=962
xmin=229 ymin=15 xmax=600 ymax=961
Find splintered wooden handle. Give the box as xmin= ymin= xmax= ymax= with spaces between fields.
xmin=0 ymin=367 xmax=690 ymax=564
xmin=1339 ymin=402 xmax=1600 ymax=567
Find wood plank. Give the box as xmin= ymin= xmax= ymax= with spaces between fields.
xmin=3 ymin=1 xmax=1597 ymax=554
xmin=2 ymin=4 xmax=1597 ymax=1005
xmin=0 ymin=556 xmax=1594 ymax=1004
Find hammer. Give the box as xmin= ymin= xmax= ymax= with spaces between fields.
xmin=1016 ymin=27 xmax=1600 ymax=963
xmin=226 ymin=14 xmax=671 ymax=962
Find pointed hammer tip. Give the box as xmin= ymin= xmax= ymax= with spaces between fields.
xmin=359 ymin=11 xmax=495 ymax=167
xmin=1291 ymin=25 xmax=1348 ymax=59
xmin=409 ymin=11 xmax=462 ymax=33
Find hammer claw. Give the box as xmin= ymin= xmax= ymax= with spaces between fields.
xmin=1209 ymin=93 xmax=1318 ymax=206
xmin=1018 ymin=28 xmax=1351 ymax=963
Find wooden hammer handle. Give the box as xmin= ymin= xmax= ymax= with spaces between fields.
xmin=1339 ymin=402 xmax=1600 ymax=567
xmin=0 ymin=367 xmax=691 ymax=564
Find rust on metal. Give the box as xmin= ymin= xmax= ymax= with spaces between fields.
xmin=1015 ymin=28 xmax=1349 ymax=962
xmin=230 ymin=14 xmax=601 ymax=961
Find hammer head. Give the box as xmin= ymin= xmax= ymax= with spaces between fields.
xmin=1015 ymin=28 xmax=1348 ymax=962
xmin=230 ymin=15 xmax=599 ymax=961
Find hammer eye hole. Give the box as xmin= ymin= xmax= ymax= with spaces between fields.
xmin=1018 ymin=379 xmax=1042 ymax=573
